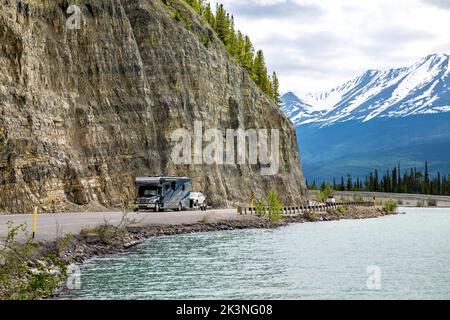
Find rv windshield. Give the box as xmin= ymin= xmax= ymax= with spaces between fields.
xmin=138 ymin=187 xmax=160 ymax=198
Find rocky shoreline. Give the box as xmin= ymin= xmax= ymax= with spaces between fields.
xmin=61 ymin=206 xmax=389 ymax=265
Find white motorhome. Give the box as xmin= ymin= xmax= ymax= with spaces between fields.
xmin=135 ymin=176 xmax=191 ymax=212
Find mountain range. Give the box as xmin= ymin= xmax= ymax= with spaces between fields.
xmin=282 ymin=53 xmax=450 ymax=183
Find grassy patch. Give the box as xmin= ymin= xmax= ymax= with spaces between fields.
xmin=427 ymin=199 xmax=437 ymax=207
xmin=200 ymin=215 xmax=209 ymax=224
xmin=382 ymin=199 xmax=398 ymax=214
xmin=331 ymin=206 xmax=348 ymax=217
xmin=305 ymin=212 xmax=318 ymax=222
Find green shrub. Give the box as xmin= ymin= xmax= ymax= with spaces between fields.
xmin=417 ymin=201 xmax=424 ymax=207
xmin=0 ymin=222 xmax=68 ymax=300
xmin=427 ymin=199 xmax=437 ymax=207
xmin=174 ymin=9 xmax=191 ymax=30
xmin=255 ymin=200 xmax=267 ymax=218
xmin=382 ymin=199 xmax=398 ymax=214
xmin=80 ymin=207 xmax=137 ymax=245
xmin=306 ymin=212 xmax=318 ymax=222
xmin=332 ymin=206 xmax=348 ymax=217
xmin=316 ymin=185 xmax=333 ymax=203
xmin=266 ymin=189 xmax=284 ymax=222
xmin=255 ymin=189 xmax=284 ymax=222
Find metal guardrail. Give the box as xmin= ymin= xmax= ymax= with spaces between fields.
xmin=307 ymin=190 xmax=450 ymax=202
xmin=238 ymin=201 xmax=374 ymax=215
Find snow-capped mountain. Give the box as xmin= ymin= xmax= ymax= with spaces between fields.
xmin=283 ymin=53 xmax=450 ymax=127
xmin=282 ymin=53 xmax=450 ymax=183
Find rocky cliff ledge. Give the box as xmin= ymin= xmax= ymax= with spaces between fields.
xmin=0 ymin=0 xmax=306 ymax=213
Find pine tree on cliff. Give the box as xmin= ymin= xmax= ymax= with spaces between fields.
xmin=186 ymin=0 xmax=202 ymax=13
xmin=215 ymin=4 xmax=228 ymax=44
xmin=236 ymin=31 xmax=245 ymax=63
xmin=270 ymin=72 xmax=282 ymax=107
xmin=182 ymin=1 xmax=278 ymax=100
xmin=242 ymin=36 xmax=254 ymax=72
xmin=252 ymin=50 xmax=271 ymax=95
xmin=202 ymin=2 xmax=215 ymax=28
xmin=226 ymin=15 xmax=238 ymax=57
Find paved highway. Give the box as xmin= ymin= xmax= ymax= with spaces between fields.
xmin=3 ymin=191 xmax=449 ymax=242
xmin=0 ymin=209 xmax=245 ymax=241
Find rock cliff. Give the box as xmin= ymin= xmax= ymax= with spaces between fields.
xmin=0 ymin=0 xmax=306 ymax=213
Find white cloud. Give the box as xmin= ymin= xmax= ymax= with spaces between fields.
xmin=211 ymin=0 xmax=450 ymax=94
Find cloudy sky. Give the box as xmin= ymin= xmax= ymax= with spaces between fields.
xmin=211 ymin=0 xmax=450 ymax=94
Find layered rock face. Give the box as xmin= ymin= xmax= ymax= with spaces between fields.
xmin=0 ymin=0 xmax=306 ymax=213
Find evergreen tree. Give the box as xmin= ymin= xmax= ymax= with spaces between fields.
xmin=437 ymin=171 xmax=442 ymax=195
xmin=319 ymin=161 xmax=449 ymax=196
xmin=181 ymin=1 xmax=282 ymax=106
xmin=225 ymin=14 xmax=237 ymax=54
xmin=252 ymin=50 xmax=271 ymax=95
xmin=236 ymin=31 xmax=245 ymax=64
xmin=374 ymin=169 xmax=379 ymax=192
xmin=424 ymin=161 xmax=430 ymax=194
xmin=215 ymin=4 xmax=228 ymax=43
xmin=270 ymin=72 xmax=282 ymax=107
xmin=202 ymin=2 xmax=215 ymax=28
xmin=242 ymin=36 xmax=254 ymax=72
xmin=392 ymin=167 xmax=397 ymax=192
xmin=346 ymin=175 xmax=352 ymax=191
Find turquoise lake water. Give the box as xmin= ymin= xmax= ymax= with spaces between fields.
xmin=63 ymin=208 xmax=450 ymax=300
